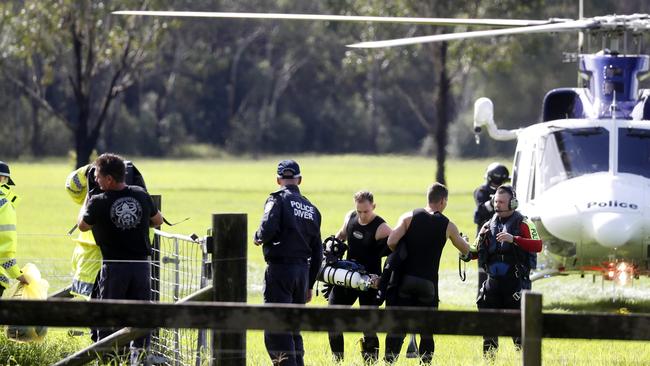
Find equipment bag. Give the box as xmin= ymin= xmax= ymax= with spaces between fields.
xmin=3 ymin=263 xmax=49 ymax=342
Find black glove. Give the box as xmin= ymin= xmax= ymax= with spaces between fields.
xmin=321 ymin=283 xmax=333 ymax=300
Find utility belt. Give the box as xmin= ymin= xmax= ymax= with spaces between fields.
xmin=266 ymin=257 xmax=308 ymax=265
xmin=486 ymin=262 xmax=529 ymax=280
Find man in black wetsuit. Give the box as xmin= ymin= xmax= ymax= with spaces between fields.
xmin=384 ymin=183 xmax=470 ymax=364
xmin=327 ymin=191 xmax=391 ymax=363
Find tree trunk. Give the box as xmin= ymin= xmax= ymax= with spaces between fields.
xmin=74 ymin=94 xmax=92 ymax=168
xmin=30 ymin=99 xmax=44 ymax=157
xmin=367 ymin=57 xmax=379 ymax=153
xmin=435 ymin=42 xmax=450 ymax=185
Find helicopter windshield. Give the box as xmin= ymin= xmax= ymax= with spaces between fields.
xmin=539 ymin=127 xmax=609 ymax=191
xmin=619 ymin=128 xmax=650 ymax=179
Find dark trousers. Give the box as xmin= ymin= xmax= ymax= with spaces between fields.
xmin=385 ymin=275 xmax=437 ymax=364
xmin=264 ymin=263 xmax=309 ymax=366
xmin=327 ymin=286 xmax=380 ymax=361
xmin=477 ymin=273 xmax=526 ymax=354
xmin=97 ymin=261 xmax=151 ymax=350
xmin=90 ymin=271 xmax=100 ymax=342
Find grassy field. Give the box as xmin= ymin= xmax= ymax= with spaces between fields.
xmin=4 ymin=155 xmax=650 ymax=365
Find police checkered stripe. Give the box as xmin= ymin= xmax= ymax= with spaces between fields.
xmin=67 ymin=173 xmax=84 ymax=193
xmin=72 ymin=174 xmax=83 ymax=190
xmin=71 ymin=279 xmax=94 ymax=298
xmin=2 ymin=258 xmax=16 ymax=269
xmin=0 ymin=198 xmax=7 ymax=207
xmin=0 ymin=224 xmax=16 ymax=231
xmin=0 ymin=275 xmax=8 ymax=284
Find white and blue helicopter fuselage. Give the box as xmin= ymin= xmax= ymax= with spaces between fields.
xmin=508 ymin=118 xmax=650 ymax=281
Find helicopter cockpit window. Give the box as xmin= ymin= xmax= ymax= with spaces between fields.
xmin=619 ymin=128 xmax=650 ymax=178
xmin=605 ymin=67 xmax=623 ymax=78
xmin=603 ymin=81 xmax=624 ymax=96
xmin=539 ymin=127 xmax=609 ymax=191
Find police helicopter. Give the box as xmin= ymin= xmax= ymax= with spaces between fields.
xmin=114 ymin=9 xmax=650 ymax=285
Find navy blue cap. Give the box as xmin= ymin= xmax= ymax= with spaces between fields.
xmin=0 ymin=161 xmax=14 ymax=185
xmin=277 ymin=159 xmax=301 ymax=178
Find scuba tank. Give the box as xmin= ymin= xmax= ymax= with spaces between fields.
xmin=319 ymin=236 xmax=375 ymax=291
xmin=319 ymin=260 xmax=374 ymax=291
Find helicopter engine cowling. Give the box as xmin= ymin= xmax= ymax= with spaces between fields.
xmin=588 ymin=212 xmax=643 ymax=248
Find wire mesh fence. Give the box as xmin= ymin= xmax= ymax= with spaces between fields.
xmin=16 ymin=229 xmax=213 ymax=365
xmin=150 ymin=229 xmax=212 ymax=366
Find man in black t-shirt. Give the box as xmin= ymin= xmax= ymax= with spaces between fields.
xmin=328 ymin=191 xmax=391 ymax=363
xmin=383 ymin=183 xmax=470 ymax=364
xmin=78 ymin=153 xmax=162 ymax=357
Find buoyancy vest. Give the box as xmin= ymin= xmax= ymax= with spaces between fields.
xmin=478 ymin=211 xmax=534 ymax=277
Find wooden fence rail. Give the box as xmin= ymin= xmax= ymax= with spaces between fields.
xmin=1 ymin=294 xmax=650 ymax=366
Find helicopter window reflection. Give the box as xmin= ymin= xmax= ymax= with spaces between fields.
xmin=619 ymin=128 xmax=650 ymax=178
xmin=605 ymin=66 xmax=623 ymax=78
xmin=539 ymin=127 xmax=609 ymax=191
xmin=603 ymin=81 xmax=624 ymax=96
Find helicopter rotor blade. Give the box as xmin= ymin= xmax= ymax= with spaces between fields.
xmin=112 ymin=10 xmax=554 ymax=28
xmin=348 ymin=19 xmax=597 ymax=48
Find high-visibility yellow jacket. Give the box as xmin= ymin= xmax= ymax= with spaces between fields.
xmin=0 ymin=184 xmax=21 ymax=282
xmin=65 ymin=165 xmax=100 ymax=298
xmin=65 ymin=165 xmax=98 ymax=246
xmin=65 ymin=165 xmax=90 ymax=205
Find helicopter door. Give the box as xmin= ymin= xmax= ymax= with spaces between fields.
xmin=512 ymin=139 xmax=535 ymax=204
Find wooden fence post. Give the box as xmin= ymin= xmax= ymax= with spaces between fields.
xmin=211 ymin=214 xmax=247 ymax=366
xmin=521 ymin=291 xmax=542 ymax=366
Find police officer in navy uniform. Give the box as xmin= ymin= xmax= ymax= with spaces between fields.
xmin=254 ymin=159 xmax=323 ymax=366
xmin=473 ymin=163 xmax=510 ymax=295
xmin=384 ymin=183 xmax=470 ymax=364
xmin=327 ymin=191 xmax=391 ymax=363
xmin=468 ymin=185 xmax=542 ymax=356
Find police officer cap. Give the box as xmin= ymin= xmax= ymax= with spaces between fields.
xmin=485 ymin=162 xmax=510 ymax=186
xmin=0 ymin=161 xmax=15 ymax=185
xmin=277 ymin=159 xmax=301 ymax=178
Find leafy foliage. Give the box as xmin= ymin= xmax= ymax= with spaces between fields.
xmin=0 ymin=0 xmax=646 ymax=169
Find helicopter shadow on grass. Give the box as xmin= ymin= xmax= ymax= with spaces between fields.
xmin=535 ymin=275 xmax=650 ymax=313
xmin=544 ymin=297 xmax=650 ymax=313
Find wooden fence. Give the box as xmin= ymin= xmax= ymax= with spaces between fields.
xmin=1 ymin=213 xmax=648 ymax=366
xmin=1 ymin=294 xmax=650 ymax=366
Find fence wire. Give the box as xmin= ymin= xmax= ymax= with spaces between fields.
xmin=150 ymin=229 xmax=212 ymax=366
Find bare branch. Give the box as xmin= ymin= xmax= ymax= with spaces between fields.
xmin=90 ymin=36 xmax=133 ymax=142
xmin=395 ymin=85 xmax=432 ymax=134
xmin=2 ymin=69 xmax=71 ymax=129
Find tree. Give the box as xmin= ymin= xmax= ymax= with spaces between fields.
xmin=1 ymin=0 xmax=165 ymax=167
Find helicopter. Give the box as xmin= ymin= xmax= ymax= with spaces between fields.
xmin=114 ymin=9 xmax=650 ymax=284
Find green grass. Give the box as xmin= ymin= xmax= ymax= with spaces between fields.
xmin=4 ymin=155 xmax=650 ymax=365
xmin=0 ymin=329 xmax=87 ymax=365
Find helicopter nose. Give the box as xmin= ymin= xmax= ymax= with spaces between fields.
xmin=587 ymin=212 xmax=641 ymax=248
